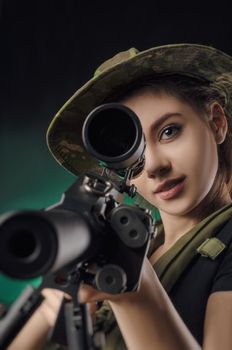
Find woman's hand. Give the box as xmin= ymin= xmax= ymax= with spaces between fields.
xmin=7 ymin=288 xmax=69 ymax=350
xmin=7 ymin=259 xmax=158 ymax=350
xmin=78 ymin=257 xmax=157 ymax=305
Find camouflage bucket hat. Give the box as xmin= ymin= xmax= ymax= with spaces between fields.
xmin=46 ymin=43 xmax=232 ymax=176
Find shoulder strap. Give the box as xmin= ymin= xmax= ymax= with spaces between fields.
xmin=154 ymin=206 xmax=232 ymax=293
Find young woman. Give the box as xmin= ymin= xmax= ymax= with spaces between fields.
xmin=8 ymin=44 xmax=232 ymax=349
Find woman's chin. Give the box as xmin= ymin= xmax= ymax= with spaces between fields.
xmin=154 ymin=197 xmax=202 ymax=218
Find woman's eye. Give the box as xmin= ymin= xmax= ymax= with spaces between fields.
xmin=159 ymin=125 xmax=182 ymax=140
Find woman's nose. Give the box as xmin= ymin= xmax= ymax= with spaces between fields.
xmin=144 ymin=144 xmax=171 ymax=178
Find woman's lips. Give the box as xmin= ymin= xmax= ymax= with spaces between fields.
xmin=155 ymin=178 xmax=185 ymax=200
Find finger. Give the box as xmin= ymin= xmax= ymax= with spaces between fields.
xmin=78 ymin=283 xmax=99 ymax=303
xmin=78 ymin=283 xmax=110 ymax=304
xmin=40 ymin=289 xmax=69 ymax=326
xmin=42 ymin=288 xmax=71 ymax=300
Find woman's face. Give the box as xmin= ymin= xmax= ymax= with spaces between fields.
xmin=121 ymin=89 xmax=221 ymax=218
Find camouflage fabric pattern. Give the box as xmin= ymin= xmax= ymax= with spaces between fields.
xmin=46 ymin=44 xmax=232 ymax=176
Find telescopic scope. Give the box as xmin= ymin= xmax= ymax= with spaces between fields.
xmin=82 ymin=103 xmax=145 ymax=177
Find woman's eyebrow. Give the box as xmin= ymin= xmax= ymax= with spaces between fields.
xmin=151 ymin=112 xmax=183 ymax=131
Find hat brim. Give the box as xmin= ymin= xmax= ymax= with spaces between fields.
xmin=46 ymin=43 xmax=232 ymax=176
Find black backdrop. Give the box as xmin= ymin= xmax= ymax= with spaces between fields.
xmin=1 ymin=0 xmax=231 ymax=213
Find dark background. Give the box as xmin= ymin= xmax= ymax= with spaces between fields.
xmin=1 ymin=0 xmax=232 ymax=213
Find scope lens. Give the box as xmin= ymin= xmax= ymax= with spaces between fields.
xmin=8 ymin=230 xmax=38 ymax=259
xmin=0 ymin=212 xmax=58 ymax=279
xmin=86 ymin=107 xmax=137 ymax=158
